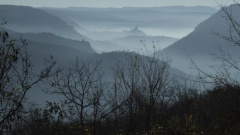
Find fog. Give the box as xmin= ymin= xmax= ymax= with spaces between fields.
xmin=2 ymin=2 xmax=240 ymax=133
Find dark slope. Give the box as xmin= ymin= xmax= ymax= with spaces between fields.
xmin=6 ymin=29 xmax=96 ymax=68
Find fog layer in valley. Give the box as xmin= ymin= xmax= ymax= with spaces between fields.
xmin=0 ymin=5 xmax=217 ymax=104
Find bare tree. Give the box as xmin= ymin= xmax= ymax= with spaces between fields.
xmin=112 ymin=54 xmax=142 ymax=133
xmin=111 ymin=51 xmax=172 ymax=132
xmin=44 ymin=58 xmax=112 ymax=135
xmin=140 ymin=53 xmax=171 ymax=130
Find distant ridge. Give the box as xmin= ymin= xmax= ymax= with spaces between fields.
xmin=21 ymin=32 xmax=95 ymax=54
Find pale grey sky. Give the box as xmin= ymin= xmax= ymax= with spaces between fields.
xmin=0 ymin=0 xmax=236 ymax=8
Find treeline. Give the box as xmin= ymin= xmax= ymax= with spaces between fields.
xmin=1 ymin=25 xmax=240 ymax=134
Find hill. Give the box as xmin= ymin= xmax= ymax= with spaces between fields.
xmin=20 ymin=32 xmax=95 ymax=54
xmin=0 ymin=5 xmax=87 ymax=40
xmin=161 ymin=4 xmax=240 ymax=74
xmin=6 ymin=28 xmax=96 ymax=68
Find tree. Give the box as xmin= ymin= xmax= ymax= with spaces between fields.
xmin=0 ymin=22 xmax=56 ymax=133
xmin=44 ymin=58 xmax=111 ymax=135
xmin=111 ymin=54 xmax=142 ymax=133
xmin=111 ymin=51 xmax=173 ymax=133
xmin=140 ymin=53 xmax=171 ymax=130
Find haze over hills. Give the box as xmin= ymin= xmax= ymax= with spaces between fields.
xmin=162 ymin=4 xmax=240 ymax=74
xmin=0 ymin=4 xmax=224 ymax=76
xmin=0 ymin=5 xmax=188 ymax=53
xmin=0 ymin=4 xmax=223 ymax=81
xmin=41 ymin=6 xmax=217 ymax=53
xmin=0 ymin=4 xmax=222 ymax=76
xmin=0 ymin=5 xmax=192 ymax=104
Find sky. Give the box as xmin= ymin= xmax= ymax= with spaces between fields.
xmin=0 ymin=0 xmax=236 ymax=8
